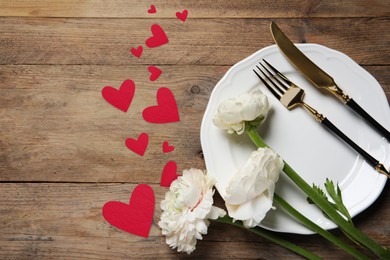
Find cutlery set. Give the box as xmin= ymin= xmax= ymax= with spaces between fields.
xmin=253 ymin=22 xmax=390 ymax=177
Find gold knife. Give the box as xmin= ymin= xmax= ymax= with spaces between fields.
xmin=270 ymin=21 xmax=390 ymax=142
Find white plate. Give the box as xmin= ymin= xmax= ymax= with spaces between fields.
xmin=200 ymin=44 xmax=389 ymax=234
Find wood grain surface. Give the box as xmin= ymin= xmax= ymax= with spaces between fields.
xmin=0 ymin=1 xmax=389 ymax=259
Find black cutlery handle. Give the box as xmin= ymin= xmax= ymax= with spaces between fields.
xmin=346 ymin=98 xmax=390 ymax=141
xmin=321 ymin=117 xmax=381 ymax=169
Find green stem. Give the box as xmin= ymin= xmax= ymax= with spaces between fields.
xmin=274 ymin=194 xmax=368 ymax=259
xmin=215 ymin=215 xmax=322 ymax=260
xmin=246 ymin=127 xmax=389 ymax=258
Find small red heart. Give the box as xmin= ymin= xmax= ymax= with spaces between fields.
xmin=142 ymin=87 xmax=180 ymax=124
xmin=148 ymin=5 xmax=156 ymax=14
xmin=102 ymin=80 xmax=136 ymax=112
xmin=102 ymin=184 xmax=155 ymax=238
xmin=163 ymin=141 xmax=174 ymax=153
xmin=125 ymin=132 xmax=149 ymax=156
xmin=130 ymin=46 xmax=143 ymax=58
xmin=160 ymin=161 xmax=179 ymax=187
xmin=145 ymin=24 xmax=169 ymax=48
xmin=176 ymin=10 xmax=188 ymax=22
xmin=148 ymin=66 xmax=162 ymax=81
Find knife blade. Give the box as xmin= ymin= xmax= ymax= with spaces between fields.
xmin=270 ymin=21 xmax=390 ymax=141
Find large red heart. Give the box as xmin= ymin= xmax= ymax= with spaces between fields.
xmin=102 ymin=80 xmax=135 ymax=112
xmin=148 ymin=65 xmax=162 ymax=81
xmin=142 ymin=87 xmax=180 ymax=124
xmin=102 ymin=184 xmax=155 ymax=238
xmin=125 ymin=132 xmax=148 ymax=156
xmin=160 ymin=161 xmax=179 ymax=187
xmin=145 ymin=24 xmax=169 ymax=48
xmin=176 ymin=10 xmax=188 ymax=22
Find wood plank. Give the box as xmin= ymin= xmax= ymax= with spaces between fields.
xmin=0 ymin=0 xmax=389 ymax=18
xmin=0 ymin=65 xmax=388 ymax=182
xmin=0 ymin=17 xmax=389 ymax=66
xmin=0 ymin=183 xmax=388 ymax=259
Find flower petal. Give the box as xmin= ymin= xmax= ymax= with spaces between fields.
xmin=224 ymin=147 xmax=283 ymax=228
xmin=159 ymin=168 xmax=225 ymax=255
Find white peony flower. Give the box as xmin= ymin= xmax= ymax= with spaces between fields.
xmin=213 ymin=89 xmax=270 ymax=135
xmin=224 ymin=147 xmax=284 ymax=228
xmin=158 ymin=168 xmax=226 ymax=254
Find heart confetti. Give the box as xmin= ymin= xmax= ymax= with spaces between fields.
xmin=176 ymin=10 xmax=188 ymax=22
xmin=102 ymin=79 xmax=136 ymax=112
xmin=145 ymin=24 xmax=169 ymax=48
xmin=148 ymin=66 xmax=162 ymax=81
xmin=163 ymin=141 xmax=174 ymax=153
xmin=130 ymin=46 xmax=143 ymax=58
xmin=142 ymin=87 xmax=180 ymax=124
xmin=148 ymin=5 xmax=157 ymax=14
xmin=125 ymin=132 xmax=149 ymax=156
xmin=160 ymin=161 xmax=179 ymax=187
xmin=102 ymin=184 xmax=155 ymax=238
xmin=100 ymin=3 xmax=190 ymax=241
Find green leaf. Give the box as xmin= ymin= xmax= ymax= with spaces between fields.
xmin=307 ymin=181 xmax=354 ymax=226
xmin=307 ymin=184 xmax=328 ymax=205
xmin=324 ymin=178 xmax=354 ymax=226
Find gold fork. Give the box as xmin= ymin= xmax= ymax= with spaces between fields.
xmin=253 ymin=59 xmax=389 ymax=178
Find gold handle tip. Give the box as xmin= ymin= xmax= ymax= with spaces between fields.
xmin=375 ymin=163 xmax=390 ymax=178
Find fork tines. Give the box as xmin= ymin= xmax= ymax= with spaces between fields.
xmin=253 ymin=59 xmax=294 ymax=100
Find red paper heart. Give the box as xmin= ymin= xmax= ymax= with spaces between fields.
xmin=142 ymin=87 xmax=180 ymax=124
xmin=102 ymin=80 xmax=136 ymax=112
xmin=130 ymin=46 xmax=143 ymax=58
xmin=176 ymin=10 xmax=188 ymax=22
xmin=148 ymin=66 xmax=162 ymax=81
xmin=125 ymin=132 xmax=149 ymax=156
xmin=163 ymin=141 xmax=174 ymax=153
xmin=145 ymin=24 xmax=169 ymax=48
xmin=148 ymin=5 xmax=156 ymax=14
xmin=102 ymin=184 xmax=155 ymax=238
xmin=160 ymin=161 xmax=179 ymax=187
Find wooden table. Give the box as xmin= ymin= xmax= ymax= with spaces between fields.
xmin=0 ymin=1 xmax=389 ymax=259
